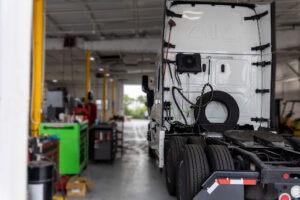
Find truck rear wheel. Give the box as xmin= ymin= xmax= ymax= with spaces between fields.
xmin=148 ymin=146 xmax=156 ymax=159
xmin=177 ymin=145 xmax=210 ymax=200
xmin=187 ymin=136 xmax=206 ymax=147
xmin=165 ymin=136 xmax=186 ymax=196
xmin=206 ymin=145 xmax=234 ymax=171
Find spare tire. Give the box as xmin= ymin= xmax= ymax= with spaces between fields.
xmin=165 ymin=136 xmax=186 ymax=196
xmin=194 ymin=90 xmax=239 ymax=132
xmin=206 ymin=145 xmax=234 ymax=171
xmin=177 ymin=145 xmax=210 ymax=200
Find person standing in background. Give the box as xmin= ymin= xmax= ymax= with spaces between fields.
xmin=85 ymin=91 xmax=97 ymax=126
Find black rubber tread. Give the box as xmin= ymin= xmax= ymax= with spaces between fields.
xmin=164 ymin=140 xmax=170 ymax=165
xmin=206 ymin=145 xmax=234 ymax=171
xmin=165 ymin=136 xmax=186 ymax=196
xmin=148 ymin=146 xmax=156 ymax=159
xmin=172 ymin=137 xmax=186 ymax=165
xmin=177 ymin=145 xmax=210 ymax=200
xmin=194 ymin=90 xmax=240 ymax=132
xmin=287 ymin=137 xmax=300 ymax=151
xmin=187 ymin=136 xmax=206 ymax=147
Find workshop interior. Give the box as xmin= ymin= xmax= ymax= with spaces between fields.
xmin=0 ymin=0 xmax=300 ymax=200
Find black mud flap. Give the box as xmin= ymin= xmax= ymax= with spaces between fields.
xmin=193 ymin=185 xmax=244 ymax=200
xmin=193 ymin=171 xmax=259 ymax=200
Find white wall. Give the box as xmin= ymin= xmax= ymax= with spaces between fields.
xmin=0 ymin=0 xmax=33 ymax=199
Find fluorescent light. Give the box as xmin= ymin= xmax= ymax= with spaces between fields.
xmin=183 ymin=11 xmax=203 ymax=15
xmin=90 ymin=56 xmax=95 ymax=61
xmin=106 ymin=73 xmax=110 ymax=77
xmin=182 ymin=10 xmax=203 ymax=20
xmin=110 ymin=78 xmax=114 ymax=82
xmin=52 ymin=79 xmax=58 ymax=83
xmin=183 ymin=15 xmax=201 ymax=20
xmin=98 ymin=68 xmax=104 ymax=71
xmin=278 ymin=77 xmax=300 ymax=83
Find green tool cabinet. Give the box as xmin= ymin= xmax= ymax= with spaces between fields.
xmin=40 ymin=121 xmax=89 ymax=175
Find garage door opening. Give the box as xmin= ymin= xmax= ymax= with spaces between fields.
xmin=123 ymin=84 xmax=149 ymax=155
xmin=124 ymin=84 xmax=148 ymax=120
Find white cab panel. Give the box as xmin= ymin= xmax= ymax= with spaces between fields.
xmin=156 ymin=2 xmax=273 ymax=129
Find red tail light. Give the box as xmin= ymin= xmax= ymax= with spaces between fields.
xmin=279 ymin=193 xmax=291 ymax=200
xmin=283 ymin=173 xmax=289 ymax=179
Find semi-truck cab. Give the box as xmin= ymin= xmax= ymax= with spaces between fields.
xmin=142 ymin=1 xmax=300 ymax=200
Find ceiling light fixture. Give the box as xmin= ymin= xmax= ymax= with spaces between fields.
xmin=52 ymin=79 xmax=58 ymax=83
xmin=90 ymin=56 xmax=95 ymax=61
xmin=182 ymin=10 xmax=203 ymax=20
xmin=106 ymin=73 xmax=110 ymax=77
xmin=98 ymin=68 xmax=104 ymax=71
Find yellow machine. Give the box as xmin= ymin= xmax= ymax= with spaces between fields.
xmin=281 ymin=100 xmax=300 ymax=136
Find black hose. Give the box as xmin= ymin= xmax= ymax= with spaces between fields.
xmin=208 ymin=58 xmax=211 ymax=83
xmin=167 ymin=63 xmax=174 ymax=84
xmin=172 ymin=87 xmax=195 ymax=106
xmin=193 ymin=83 xmax=214 ymax=125
xmin=172 ymin=84 xmax=213 ymax=108
xmin=171 ymin=83 xmax=214 ymax=128
xmin=175 ymin=68 xmax=182 ymax=87
xmin=172 ymin=87 xmax=188 ymax=124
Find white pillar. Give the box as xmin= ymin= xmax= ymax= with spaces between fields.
xmin=116 ymin=81 xmax=124 ymax=115
xmin=0 ymin=0 xmax=33 ymax=199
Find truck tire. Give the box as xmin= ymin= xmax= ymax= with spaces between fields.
xmin=148 ymin=146 xmax=156 ymax=159
xmin=165 ymin=136 xmax=186 ymax=196
xmin=177 ymin=145 xmax=210 ymax=200
xmin=164 ymin=140 xmax=170 ymax=166
xmin=187 ymin=136 xmax=206 ymax=147
xmin=194 ymin=90 xmax=239 ymax=132
xmin=206 ymin=145 xmax=234 ymax=171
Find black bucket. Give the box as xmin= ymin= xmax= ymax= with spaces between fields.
xmin=28 ymin=161 xmax=54 ymax=200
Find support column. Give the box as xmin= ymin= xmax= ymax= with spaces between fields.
xmin=103 ymin=69 xmax=107 ymax=121
xmin=116 ymin=81 xmax=124 ymax=115
xmin=31 ymin=0 xmax=44 ymax=137
xmin=112 ymin=79 xmax=116 ymax=118
xmin=85 ymin=50 xmax=91 ymax=104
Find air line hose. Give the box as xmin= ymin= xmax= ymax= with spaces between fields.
xmin=171 ymin=83 xmax=213 ymax=128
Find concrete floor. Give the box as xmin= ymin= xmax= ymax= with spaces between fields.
xmin=70 ymin=119 xmax=174 ymax=200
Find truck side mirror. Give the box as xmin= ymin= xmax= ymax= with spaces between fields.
xmin=142 ymin=75 xmax=154 ymax=109
xmin=142 ymin=75 xmax=150 ymax=93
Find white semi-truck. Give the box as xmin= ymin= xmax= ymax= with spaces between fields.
xmin=142 ymin=1 xmax=300 ymax=200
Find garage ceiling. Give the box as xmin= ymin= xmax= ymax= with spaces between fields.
xmin=45 ymin=0 xmax=300 ymax=85
xmin=46 ymin=0 xmax=300 ymax=37
xmin=46 ymin=0 xmax=163 ymax=39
